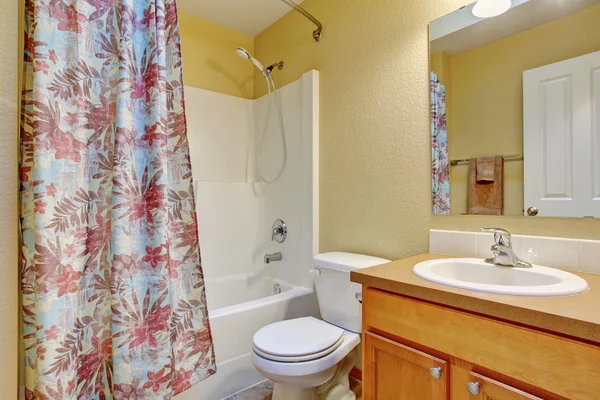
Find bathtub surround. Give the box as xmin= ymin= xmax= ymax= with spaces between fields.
xmin=178 ymin=72 xmax=320 ymax=399
xmin=0 ymin=0 xmax=19 ymax=395
xmin=20 ymin=0 xmax=214 ymax=397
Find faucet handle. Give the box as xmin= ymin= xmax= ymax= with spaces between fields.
xmin=481 ymin=227 xmax=512 ymax=247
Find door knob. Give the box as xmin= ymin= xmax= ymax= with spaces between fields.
xmin=429 ymin=367 xmax=442 ymax=379
xmin=527 ymin=207 xmax=539 ymax=216
xmin=467 ymin=381 xmax=480 ymax=396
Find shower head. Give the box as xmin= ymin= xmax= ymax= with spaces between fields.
xmin=236 ymin=47 xmax=267 ymax=77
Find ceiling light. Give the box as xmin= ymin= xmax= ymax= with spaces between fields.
xmin=472 ymin=0 xmax=512 ymax=18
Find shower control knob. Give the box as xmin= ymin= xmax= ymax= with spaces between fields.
xmin=271 ymin=219 xmax=287 ymax=243
xmin=467 ymin=382 xmax=480 ymax=396
xmin=429 ymin=367 xmax=442 ymax=380
xmin=527 ymin=207 xmax=539 ymax=216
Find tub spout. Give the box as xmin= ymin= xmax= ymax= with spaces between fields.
xmin=264 ymin=252 xmax=283 ymax=264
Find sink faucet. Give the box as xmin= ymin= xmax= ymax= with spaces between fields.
xmin=264 ymin=252 xmax=283 ymax=264
xmin=481 ymin=228 xmax=532 ymax=268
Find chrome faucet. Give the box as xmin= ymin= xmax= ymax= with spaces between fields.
xmin=264 ymin=252 xmax=283 ymax=264
xmin=481 ymin=228 xmax=532 ymax=268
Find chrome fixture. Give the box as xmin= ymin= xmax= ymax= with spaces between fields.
xmin=467 ymin=381 xmax=480 ymax=396
xmin=481 ymin=228 xmax=533 ymax=268
xmin=273 ymin=283 xmax=282 ymax=294
xmin=355 ymin=292 xmax=362 ymax=304
xmin=271 ymin=219 xmax=287 ymax=243
xmin=264 ymin=252 xmax=283 ymax=264
xmin=429 ymin=367 xmax=443 ymax=380
xmin=450 ymin=153 xmax=523 ymax=166
xmin=279 ymin=0 xmax=323 ymax=42
xmin=267 ymin=61 xmax=285 ymax=74
xmin=527 ymin=206 xmax=539 ymax=217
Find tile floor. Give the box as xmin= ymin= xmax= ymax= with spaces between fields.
xmin=226 ymin=377 xmax=363 ymax=400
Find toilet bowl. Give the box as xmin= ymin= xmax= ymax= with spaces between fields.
xmin=251 ymin=253 xmax=390 ymax=400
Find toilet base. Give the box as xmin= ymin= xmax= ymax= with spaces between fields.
xmin=272 ymin=384 xmax=318 ymax=400
xmin=270 ymin=349 xmax=358 ymax=400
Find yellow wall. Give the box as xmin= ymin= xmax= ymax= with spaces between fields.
xmin=1 ymin=0 xmax=20 ymax=395
xmin=178 ymin=11 xmax=255 ymax=99
xmin=447 ymin=4 xmax=600 ymax=216
xmin=254 ymin=0 xmax=600 ymax=260
xmin=254 ymin=0 xmax=473 ymax=260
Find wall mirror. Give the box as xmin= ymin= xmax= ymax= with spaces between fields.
xmin=429 ymin=0 xmax=600 ymax=218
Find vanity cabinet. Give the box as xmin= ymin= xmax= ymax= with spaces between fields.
xmin=361 ymin=287 xmax=600 ymax=400
xmin=364 ymin=332 xmax=448 ymax=399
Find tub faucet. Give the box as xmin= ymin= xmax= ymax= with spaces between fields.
xmin=264 ymin=252 xmax=283 ymax=264
xmin=481 ymin=228 xmax=532 ymax=268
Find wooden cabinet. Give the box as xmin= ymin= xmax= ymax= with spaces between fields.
xmin=362 ymin=287 xmax=600 ymax=400
xmin=451 ymin=367 xmax=542 ymax=400
xmin=364 ymin=332 xmax=449 ymax=399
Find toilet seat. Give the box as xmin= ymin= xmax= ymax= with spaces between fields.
xmin=253 ymin=317 xmax=344 ymax=358
xmin=253 ymin=335 xmax=344 ymax=362
xmin=252 ymin=327 xmax=361 ymax=377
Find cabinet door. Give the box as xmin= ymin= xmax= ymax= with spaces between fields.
xmin=453 ymin=368 xmax=543 ymax=400
xmin=364 ymin=332 xmax=449 ymax=400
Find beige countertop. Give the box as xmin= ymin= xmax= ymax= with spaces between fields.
xmin=351 ymin=254 xmax=600 ymax=344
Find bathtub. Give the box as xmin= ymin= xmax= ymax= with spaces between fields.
xmin=175 ymin=274 xmax=319 ymax=400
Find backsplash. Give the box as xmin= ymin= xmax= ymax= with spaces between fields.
xmin=430 ymin=230 xmax=600 ymax=275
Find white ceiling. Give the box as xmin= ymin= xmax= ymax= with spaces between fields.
xmin=178 ymin=0 xmax=305 ymax=37
xmin=430 ymin=0 xmax=600 ymax=55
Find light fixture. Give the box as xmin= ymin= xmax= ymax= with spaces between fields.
xmin=472 ymin=0 xmax=512 ymax=18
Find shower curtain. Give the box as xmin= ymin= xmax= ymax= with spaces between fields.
xmin=20 ymin=0 xmax=215 ymax=398
xmin=430 ymin=72 xmax=451 ymax=214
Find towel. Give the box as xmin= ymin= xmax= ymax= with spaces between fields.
xmin=468 ymin=156 xmax=504 ymax=215
xmin=476 ymin=156 xmax=496 ymax=182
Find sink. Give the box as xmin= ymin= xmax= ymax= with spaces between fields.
xmin=413 ymin=258 xmax=588 ymax=296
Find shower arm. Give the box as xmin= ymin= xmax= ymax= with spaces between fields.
xmin=279 ymin=0 xmax=323 ymax=42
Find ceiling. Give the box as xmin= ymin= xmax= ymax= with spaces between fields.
xmin=177 ymin=0 xmax=305 ymax=37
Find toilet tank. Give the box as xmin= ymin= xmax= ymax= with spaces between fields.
xmin=312 ymin=252 xmax=390 ymax=333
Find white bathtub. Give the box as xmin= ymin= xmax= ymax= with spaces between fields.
xmin=175 ymin=274 xmax=319 ymax=400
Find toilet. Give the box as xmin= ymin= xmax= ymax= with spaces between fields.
xmin=251 ymin=252 xmax=390 ymax=400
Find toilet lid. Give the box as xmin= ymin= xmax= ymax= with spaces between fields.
xmin=253 ymin=317 xmax=344 ymax=357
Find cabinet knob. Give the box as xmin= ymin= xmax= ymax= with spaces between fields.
xmin=527 ymin=207 xmax=539 ymax=216
xmin=429 ymin=367 xmax=442 ymax=379
xmin=467 ymin=381 xmax=480 ymax=396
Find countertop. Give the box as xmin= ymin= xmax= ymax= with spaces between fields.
xmin=351 ymin=254 xmax=600 ymax=344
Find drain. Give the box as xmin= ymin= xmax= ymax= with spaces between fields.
xmin=273 ymin=283 xmax=282 ymax=294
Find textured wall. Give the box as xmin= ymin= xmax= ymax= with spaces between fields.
xmin=179 ymin=11 xmax=255 ymax=99
xmin=255 ymin=0 xmax=600 ymax=259
xmin=254 ymin=0 xmax=468 ymax=260
xmin=1 ymin=0 xmax=20 ymax=395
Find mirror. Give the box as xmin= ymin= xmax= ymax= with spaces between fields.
xmin=429 ymin=0 xmax=600 ymax=218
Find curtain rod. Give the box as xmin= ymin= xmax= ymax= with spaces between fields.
xmin=450 ymin=154 xmax=523 ymax=166
xmin=279 ymin=0 xmax=323 ymax=42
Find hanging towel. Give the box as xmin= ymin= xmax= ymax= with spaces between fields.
xmin=468 ymin=156 xmax=504 ymax=215
xmin=476 ymin=155 xmax=496 ymax=182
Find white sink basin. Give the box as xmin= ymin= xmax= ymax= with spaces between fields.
xmin=413 ymin=258 xmax=588 ymax=296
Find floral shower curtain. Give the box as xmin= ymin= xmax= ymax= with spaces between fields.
xmin=430 ymin=72 xmax=451 ymax=214
xmin=20 ymin=0 xmax=215 ymax=398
